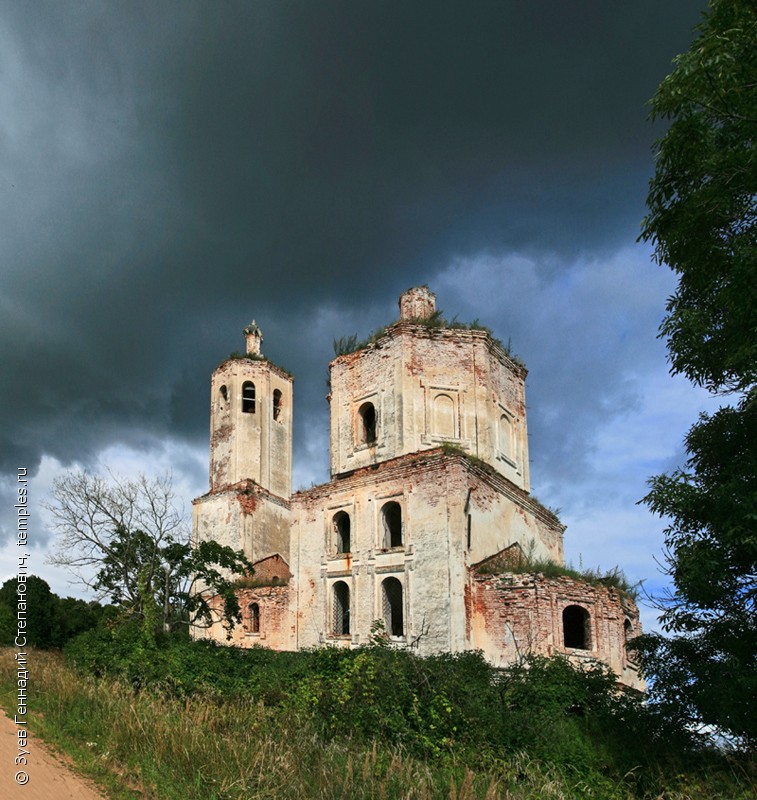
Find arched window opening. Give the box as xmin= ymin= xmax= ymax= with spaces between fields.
xmin=273 ymin=389 xmax=282 ymax=421
xmin=358 ymin=402 xmax=377 ymax=444
xmin=333 ymin=581 xmax=350 ymax=635
xmin=248 ymin=602 xmax=260 ymax=634
xmin=499 ymin=414 xmax=513 ymax=459
xmin=382 ymin=577 xmax=404 ymax=637
xmin=563 ymin=605 xmax=591 ymax=650
xmin=333 ymin=511 xmax=351 ymax=554
xmin=624 ymin=619 xmax=633 ymax=643
xmin=242 ymin=381 xmax=256 ymax=414
xmin=219 ymin=385 xmax=228 ymax=406
xmin=381 ymin=501 xmax=402 ymax=548
xmin=433 ymin=393 xmax=455 ymax=438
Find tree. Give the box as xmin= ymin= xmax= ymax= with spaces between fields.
xmin=0 ymin=575 xmax=57 ymax=648
xmin=636 ymin=0 xmax=757 ymax=749
xmin=45 ymin=471 xmax=253 ymax=634
xmin=50 ymin=595 xmax=111 ymax=648
xmin=0 ymin=575 xmax=110 ymax=648
xmin=641 ymin=0 xmax=757 ymax=395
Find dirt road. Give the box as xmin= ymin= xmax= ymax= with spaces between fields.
xmin=0 ymin=712 xmax=108 ymax=799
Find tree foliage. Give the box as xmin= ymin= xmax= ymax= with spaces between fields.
xmin=636 ymin=0 xmax=757 ymax=749
xmin=640 ymin=0 xmax=757 ymax=394
xmin=45 ymin=471 xmax=253 ymax=634
xmin=0 ymin=575 xmax=55 ymax=647
xmin=0 ymin=575 xmax=108 ymax=648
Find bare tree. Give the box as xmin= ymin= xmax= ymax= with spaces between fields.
xmin=46 ymin=471 xmax=183 ymax=600
xmin=44 ymin=470 xmax=251 ymax=632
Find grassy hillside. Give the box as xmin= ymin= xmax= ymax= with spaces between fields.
xmin=0 ymin=643 xmax=753 ymax=800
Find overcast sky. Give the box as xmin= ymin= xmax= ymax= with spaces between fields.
xmin=0 ymin=1 xmax=713 ymax=629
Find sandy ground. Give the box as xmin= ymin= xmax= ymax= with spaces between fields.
xmin=0 ymin=712 xmax=108 ymax=799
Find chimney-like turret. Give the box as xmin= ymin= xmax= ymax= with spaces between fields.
xmin=399 ymin=286 xmax=436 ymax=321
xmin=244 ymin=320 xmax=263 ymax=355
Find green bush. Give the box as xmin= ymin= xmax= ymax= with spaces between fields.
xmin=290 ymin=647 xmax=502 ymax=757
xmin=65 ymin=624 xmax=311 ymax=700
xmin=61 ymin=625 xmax=755 ymax=796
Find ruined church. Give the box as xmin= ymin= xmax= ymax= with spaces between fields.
xmin=192 ymin=286 xmax=642 ymax=689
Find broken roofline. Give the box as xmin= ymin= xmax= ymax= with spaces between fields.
xmin=331 ymin=318 xmax=527 ymax=377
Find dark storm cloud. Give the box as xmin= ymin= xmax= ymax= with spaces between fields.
xmin=0 ymin=1 xmax=705 ymax=475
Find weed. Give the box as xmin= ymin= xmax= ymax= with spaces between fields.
xmin=331 ymin=311 xmax=525 ymax=368
xmin=225 ymin=351 xmax=293 ymax=377
xmin=475 ymin=553 xmax=640 ymax=598
xmin=1 ymin=644 xmax=751 ymax=800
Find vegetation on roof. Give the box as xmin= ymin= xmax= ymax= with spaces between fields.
xmin=332 ymin=310 xmax=525 ymax=367
xmin=476 ymin=550 xmax=639 ymax=599
xmin=438 ymin=442 xmax=490 ymax=471
xmin=332 ymin=326 xmax=390 ymax=356
xmin=225 ymin=351 xmax=293 ymax=378
xmin=228 ymin=350 xmax=267 ymax=362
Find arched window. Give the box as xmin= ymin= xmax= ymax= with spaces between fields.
xmin=273 ymin=389 xmax=282 ymax=421
xmin=333 ymin=581 xmax=350 ymax=635
xmin=358 ymin=401 xmax=377 ymax=444
xmin=433 ymin=393 xmax=455 ymax=438
xmin=333 ymin=511 xmax=351 ymax=554
xmin=563 ymin=605 xmax=591 ymax=650
xmin=219 ymin=385 xmax=228 ymax=407
xmin=382 ymin=577 xmax=404 ymax=637
xmin=248 ymin=602 xmax=260 ymax=634
xmin=624 ymin=618 xmax=633 ymax=644
xmin=498 ymin=413 xmax=512 ymax=459
xmin=242 ymin=381 xmax=256 ymax=414
xmin=381 ymin=501 xmax=402 ymax=548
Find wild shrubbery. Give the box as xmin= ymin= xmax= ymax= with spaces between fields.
xmin=0 ymin=624 xmax=749 ymax=798
xmin=65 ymin=622 xmax=309 ymax=700
xmin=59 ymin=621 xmax=748 ymax=799
xmin=288 ymin=646 xmax=502 ymax=758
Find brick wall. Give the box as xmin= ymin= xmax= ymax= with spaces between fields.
xmin=198 ymin=585 xmax=293 ymax=650
xmin=468 ymin=571 xmax=643 ymax=690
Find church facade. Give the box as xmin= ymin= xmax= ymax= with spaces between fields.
xmin=192 ymin=287 xmax=642 ymax=689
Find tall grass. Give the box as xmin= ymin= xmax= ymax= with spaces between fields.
xmin=0 ymin=648 xmax=753 ymax=800
xmin=0 ymin=648 xmax=504 ymax=799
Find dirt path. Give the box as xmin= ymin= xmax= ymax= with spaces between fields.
xmin=0 ymin=712 xmax=108 ymax=799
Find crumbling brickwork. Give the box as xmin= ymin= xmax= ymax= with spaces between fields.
xmin=192 ymin=479 xmax=290 ymax=569
xmin=191 ymin=287 xmax=643 ymax=690
xmin=208 ymin=357 xmax=292 ymax=497
xmin=289 ymin=449 xmax=563 ymax=656
xmin=467 ymin=571 xmax=642 ymax=689
xmin=329 ymin=323 xmax=530 ymax=492
xmin=250 ymin=553 xmax=292 ymax=584
xmin=197 ymin=584 xmax=293 ymax=651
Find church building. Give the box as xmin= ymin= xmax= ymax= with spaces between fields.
xmin=192 ymin=286 xmax=642 ymax=690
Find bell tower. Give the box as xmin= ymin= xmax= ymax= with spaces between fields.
xmin=208 ymin=321 xmax=292 ymax=498
xmin=193 ymin=322 xmax=293 ymax=566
